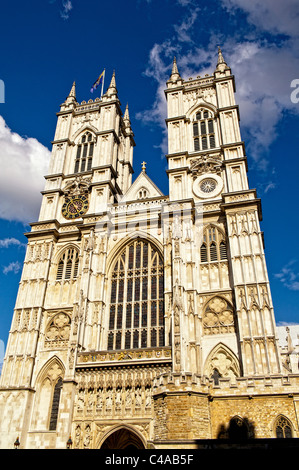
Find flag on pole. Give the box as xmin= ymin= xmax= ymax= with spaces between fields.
xmin=90 ymin=69 xmax=105 ymax=95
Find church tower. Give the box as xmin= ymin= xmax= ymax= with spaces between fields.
xmin=164 ymin=50 xmax=282 ymax=378
xmin=0 ymin=52 xmax=299 ymax=449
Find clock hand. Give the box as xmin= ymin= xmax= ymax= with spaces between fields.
xmin=73 ymin=201 xmax=82 ymax=213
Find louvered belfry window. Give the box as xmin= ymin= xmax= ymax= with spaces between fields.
xmin=74 ymin=132 xmax=94 ymax=173
xmin=56 ymin=247 xmax=79 ymax=281
xmin=200 ymin=226 xmax=227 ymax=263
xmin=193 ymin=109 xmax=216 ymax=152
xmin=107 ymin=239 xmax=164 ymax=350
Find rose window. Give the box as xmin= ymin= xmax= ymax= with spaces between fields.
xmin=200 ymin=178 xmax=217 ymax=193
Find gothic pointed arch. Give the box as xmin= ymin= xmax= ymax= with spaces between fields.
xmin=227 ymin=416 xmax=255 ymax=440
xmin=104 ymin=235 xmax=164 ymax=351
xmin=274 ymin=415 xmax=293 ymax=438
xmin=33 ymin=355 xmax=65 ymax=389
xmin=204 ymin=342 xmax=240 ymax=382
xmin=105 ymin=231 xmax=163 ymax=274
xmin=186 ymin=102 xmax=218 ymax=152
xmin=31 ymin=356 xmax=65 ymax=431
xmin=186 ymin=100 xmax=217 ymax=120
xmin=54 ymin=244 xmax=80 ymax=281
xmin=98 ymin=425 xmax=146 ymax=449
xmin=200 ymin=225 xmax=227 ymax=264
xmin=71 ymin=123 xmax=98 ymax=143
xmin=70 ymin=126 xmax=97 ymax=174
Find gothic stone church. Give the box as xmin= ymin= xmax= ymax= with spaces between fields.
xmin=0 ymin=50 xmax=298 ymax=449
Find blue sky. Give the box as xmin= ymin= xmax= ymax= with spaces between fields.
xmin=0 ymin=0 xmax=299 ymax=346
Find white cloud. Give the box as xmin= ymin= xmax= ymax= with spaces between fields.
xmin=275 ymin=260 xmax=299 ymax=291
xmin=173 ymin=7 xmax=200 ymax=43
xmin=224 ymin=38 xmax=299 ymax=164
xmin=220 ymin=0 xmax=299 ymax=38
xmin=3 ymin=261 xmax=22 ymax=275
xmin=0 ymin=116 xmax=51 ymax=223
xmin=264 ymin=182 xmax=276 ymax=194
xmin=0 ymin=238 xmax=25 ymax=248
xmin=137 ymin=0 xmax=299 ymax=167
xmin=60 ymin=0 xmax=73 ymax=20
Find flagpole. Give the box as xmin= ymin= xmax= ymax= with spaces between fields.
xmin=101 ymin=69 xmax=105 ymax=99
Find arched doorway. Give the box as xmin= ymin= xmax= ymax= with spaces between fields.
xmin=100 ymin=428 xmax=145 ymax=449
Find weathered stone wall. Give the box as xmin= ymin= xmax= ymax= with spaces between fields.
xmin=210 ymin=396 xmax=298 ymax=439
xmin=154 ymin=392 xmax=211 ymax=441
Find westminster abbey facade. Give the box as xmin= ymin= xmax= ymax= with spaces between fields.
xmin=0 ymin=49 xmax=299 ymax=449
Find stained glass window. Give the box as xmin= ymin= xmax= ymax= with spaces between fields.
xmin=107 ymin=239 xmax=164 ymax=350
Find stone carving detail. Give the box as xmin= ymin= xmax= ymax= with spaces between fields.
xmin=203 ymin=296 xmax=235 ymax=335
xmin=190 ymin=154 xmax=222 ymax=177
xmin=45 ymin=312 xmax=71 ymax=347
xmin=73 ymin=365 xmax=171 ymax=425
xmin=229 ymin=211 xmax=259 ymax=236
xmin=63 ymin=175 xmax=91 ymax=196
xmin=205 ymin=344 xmax=240 ymax=382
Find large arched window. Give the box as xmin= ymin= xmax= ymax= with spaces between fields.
xmin=107 ymin=238 xmax=164 ymax=351
xmin=200 ymin=225 xmax=227 ymax=263
xmin=193 ymin=109 xmax=216 ymax=152
xmin=56 ymin=247 xmax=79 ymax=281
xmin=74 ymin=132 xmax=95 ymax=173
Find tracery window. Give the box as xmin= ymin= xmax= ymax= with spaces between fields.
xmin=107 ymin=239 xmax=164 ymax=350
xmin=45 ymin=312 xmax=71 ymax=348
xmin=275 ymin=416 xmax=293 ymax=438
xmin=56 ymin=247 xmax=79 ymax=281
xmin=74 ymin=132 xmax=94 ymax=173
xmin=203 ymin=296 xmax=235 ymax=335
xmin=193 ymin=109 xmax=216 ymax=151
xmin=200 ymin=226 xmax=227 ymax=263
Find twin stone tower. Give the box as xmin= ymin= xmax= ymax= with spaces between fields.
xmin=0 ymin=50 xmax=298 ymax=449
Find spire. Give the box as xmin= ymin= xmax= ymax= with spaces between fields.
xmin=61 ymin=81 xmax=77 ymax=109
xmin=169 ymin=57 xmax=182 ymax=83
xmin=123 ymin=103 xmax=133 ymax=136
xmin=215 ymin=47 xmax=230 ymax=73
xmin=124 ymin=103 xmax=130 ymax=124
xmin=68 ymin=81 xmax=76 ymax=100
xmin=107 ymin=70 xmax=118 ymax=97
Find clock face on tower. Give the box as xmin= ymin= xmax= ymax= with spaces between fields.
xmin=62 ymin=195 xmax=89 ymax=219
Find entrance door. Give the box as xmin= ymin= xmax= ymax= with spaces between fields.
xmin=100 ymin=428 xmax=145 ymax=449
